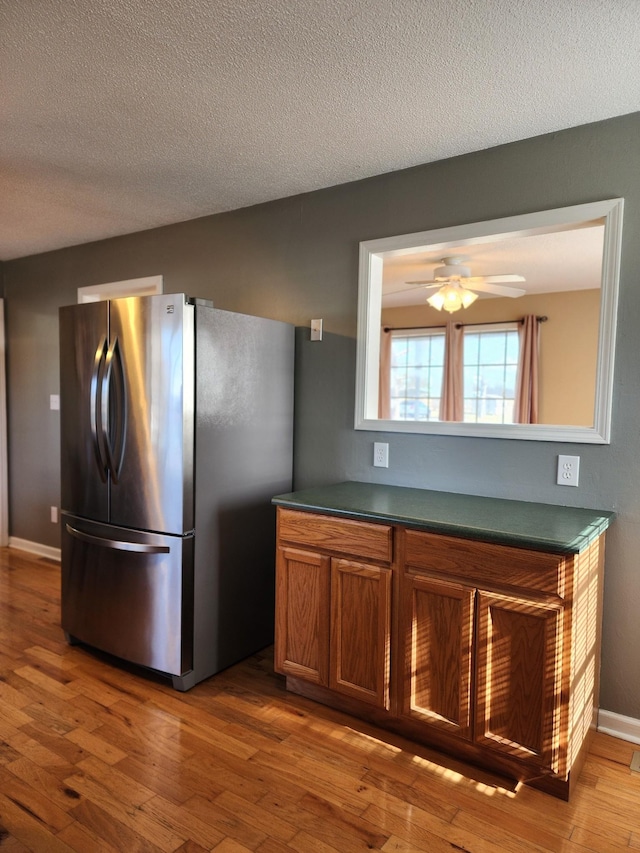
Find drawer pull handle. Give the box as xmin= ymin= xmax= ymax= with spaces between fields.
xmin=65 ymin=524 xmax=170 ymax=554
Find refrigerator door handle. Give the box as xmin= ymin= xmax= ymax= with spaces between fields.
xmin=90 ymin=337 xmax=109 ymax=481
xmin=102 ymin=336 xmax=127 ymax=484
xmin=65 ymin=523 xmax=171 ymax=554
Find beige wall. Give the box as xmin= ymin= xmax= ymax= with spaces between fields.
xmin=382 ymin=288 xmax=600 ymax=426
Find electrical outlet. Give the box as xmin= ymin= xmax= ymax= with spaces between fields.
xmin=557 ymin=455 xmax=580 ymax=486
xmin=373 ymin=442 xmax=389 ymax=468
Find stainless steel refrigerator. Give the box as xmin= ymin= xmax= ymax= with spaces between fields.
xmin=59 ymin=293 xmax=294 ymax=690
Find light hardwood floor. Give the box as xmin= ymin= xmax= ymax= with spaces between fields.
xmin=0 ymin=546 xmax=639 ymax=852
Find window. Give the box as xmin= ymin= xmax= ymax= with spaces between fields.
xmin=463 ymin=324 xmax=519 ymax=424
xmin=389 ymin=323 xmax=519 ymax=424
xmin=390 ymin=329 xmax=445 ymax=421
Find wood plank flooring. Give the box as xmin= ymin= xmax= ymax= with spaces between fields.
xmin=0 ymin=546 xmax=639 ymax=852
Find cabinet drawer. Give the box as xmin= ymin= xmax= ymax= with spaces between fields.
xmin=404 ymin=529 xmax=564 ymax=597
xmin=278 ymin=508 xmax=393 ymax=563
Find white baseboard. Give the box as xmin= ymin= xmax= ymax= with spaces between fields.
xmin=598 ymin=709 xmax=640 ymax=745
xmin=9 ymin=537 xmax=61 ymax=562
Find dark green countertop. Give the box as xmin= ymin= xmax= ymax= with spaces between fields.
xmin=272 ymin=481 xmax=614 ymax=554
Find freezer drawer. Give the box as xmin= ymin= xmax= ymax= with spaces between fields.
xmin=61 ymin=514 xmax=193 ymax=676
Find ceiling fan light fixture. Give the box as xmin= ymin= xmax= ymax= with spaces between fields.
xmin=460 ymin=288 xmax=478 ymax=309
xmin=427 ymin=283 xmax=478 ymax=313
xmin=426 ymin=291 xmax=446 ymax=311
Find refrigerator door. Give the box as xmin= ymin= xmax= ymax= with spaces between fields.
xmin=59 ymin=300 xmax=110 ymax=522
xmin=61 ymin=513 xmax=194 ymax=676
xmin=108 ymin=294 xmax=195 ymax=535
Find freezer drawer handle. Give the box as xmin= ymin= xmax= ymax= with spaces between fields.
xmin=65 ymin=524 xmax=171 ymax=554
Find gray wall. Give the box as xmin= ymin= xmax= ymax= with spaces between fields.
xmin=4 ymin=113 xmax=640 ymax=718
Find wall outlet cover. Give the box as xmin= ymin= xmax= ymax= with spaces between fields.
xmin=373 ymin=442 xmax=389 ymax=468
xmin=557 ymin=454 xmax=580 ymax=486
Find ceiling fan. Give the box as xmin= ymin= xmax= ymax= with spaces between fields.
xmin=403 ymin=256 xmax=526 ymax=313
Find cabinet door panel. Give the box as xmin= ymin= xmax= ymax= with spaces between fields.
xmin=274 ymin=547 xmax=330 ymax=685
xmin=402 ymin=575 xmax=474 ymax=739
xmin=475 ymin=592 xmax=562 ymax=769
xmin=330 ymin=558 xmax=391 ymax=709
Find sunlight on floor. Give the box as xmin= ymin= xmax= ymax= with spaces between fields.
xmin=343 ymin=725 xmax=520 ymax=798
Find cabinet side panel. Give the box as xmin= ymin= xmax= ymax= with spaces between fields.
xmin=567 ymin=536 xmax=605 ymax=770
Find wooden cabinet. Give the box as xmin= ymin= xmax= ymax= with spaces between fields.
xmin=400 ymin=573 xmax=474 ymax=739
xmin=330 ymin=558 xmax=392 ymax=708
xmin=401 ymin=529 xmax=566 ymax=775
xmin=274 ymin=546 xmax=330 ymax=685
xmin=274 ymin=503 xmax=606 ymax=799
xmin=275 ymin=508 xmax=393 ymax=710
xmin=474 ymin=591 xmax=562 ymax=768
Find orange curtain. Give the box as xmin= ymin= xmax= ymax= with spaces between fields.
xmin=514 ymin=315 xmax=540 ymax=423
xmin=439 ymin=322 xmax=464 ymax=421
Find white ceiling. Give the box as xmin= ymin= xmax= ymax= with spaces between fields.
xmin=2 ymin=0 xmax=639 ymax=262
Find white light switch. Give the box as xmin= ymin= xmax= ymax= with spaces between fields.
xmin=50 ymin=394 xmax=60 ymax=411
xmin=310 ymin=319 xmax=323 ymax=341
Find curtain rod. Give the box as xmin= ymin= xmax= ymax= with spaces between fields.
xmin=383 ymin=316 xmax=548 ymax=333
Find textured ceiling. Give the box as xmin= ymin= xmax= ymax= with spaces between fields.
xmin=2 ymin=0 xmax=640 ymax=261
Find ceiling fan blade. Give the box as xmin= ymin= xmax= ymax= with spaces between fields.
xmin=467 ymin=282 xmax=526 ymax=297
xmin=408 ymin=273 xmax=525 ymax=286
xmin=466 ymin=274 xmax=526 ymax=284
xmin=392 ymin=283 xmax=440 ymax=295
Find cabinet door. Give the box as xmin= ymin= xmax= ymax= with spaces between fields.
xmin=475 ymin=592 xmax=562 ymax=770
xmin=274 ymin=547 xmax=330 ymax=685
xmin=330 ymin=558 xmax=392 ymax=709
xmin=401 ymin=574 xmax=474 ymax=739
